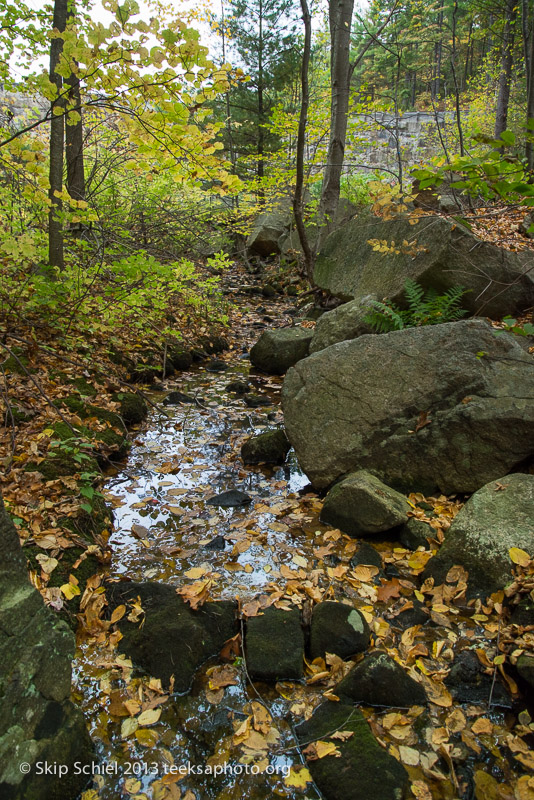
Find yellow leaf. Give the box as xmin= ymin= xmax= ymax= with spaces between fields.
xmin=474 ymin=770 xmax=502 ymax=800
xmin=60 ymin=582 xmax=80 ymax=599
xmin=509 ymin=547 xmax=531 ymax=567
xmin=121 ymin=717 xmax=139 ymax=739
xmin=138 ymin=708 xmax=161 ymax=726
xmin=284 ymin=766 xmax=312 ymax=788
xmin=135 ymin=728 xmax=159 ymax=748
xmin=124 ymin=777 xmax=141 ymax=794
xmin=184 ymin=566 xmax=208 ymax=579
xmin=111 ymin=604 xmax=126 ymax=624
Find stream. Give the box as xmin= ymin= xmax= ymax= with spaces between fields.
xmin=72 ymin=291 xmax=527 ymax=800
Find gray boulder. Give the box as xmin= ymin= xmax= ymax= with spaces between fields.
xmin=296 ymin=703 xmax=409 ymax=800
xmin=517 ymin=654 xmax=534 ymax=693
xmin=241 ymin=428 xmax=290 ymax=465
xmin=247 ymin=210 xmax=290 ymax=257
xmin=106 ymin=583 xmax=237 ymax=692
xmin=0 ymin=496 xmax=93 ymax=800
xmin=309 ymin=602 xmax=370 ymax=661
xmin=423 ymin=473 xmax=534 ymax=597
xmin=314 ymin=213 xmax=534 ymax=317
xmin=282 ymin=319 xmax=534 ymax=493
xmin=320 ymin=470 xmax=410 ymax=537
xmin=250 ymin=327 xmax=313 ymax=375
xmin=245 ymin=607 xmax=304 ymax=681
xmin=309 ymin=295 xmax=377 ymax=353
xmin=336 ymin=652 xmax=427 ymax=707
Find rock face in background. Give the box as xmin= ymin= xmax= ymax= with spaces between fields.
xmin=250 ymin=327 xmax=314 ymax=374
xmin=246 ymin=210 xmax=291 ymax=257
xmin=309 ymin=295 xmax=377 ymax=353
xmin=423 ymin=474 xmax=534 ymax=597
xmin=282 ymin=320 xmax=534 ymax=493
xmin=314 ymin=213 xmax=534 ymax=317
xmin=0 ymin=497 xmax=93 ymax=800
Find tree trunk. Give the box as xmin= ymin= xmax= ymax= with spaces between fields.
xmin=317 ymin=0 xmax=354 ymax=239
xmin=522 ymin=0 xmax=534 ymax=170
xmin=494 ymin=0 xmax=517 ymax=140
xmin=65 ymin=3 xmax=85 ymax=208
xmin=257 ymin=0 xmax=265 ymax=195
xmin=48 ymin=0 xmax=68 ymax=269
xmin=293 ymin=0 xmax=314 ymax=281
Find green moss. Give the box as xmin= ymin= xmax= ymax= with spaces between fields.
xmin=24 ymin=451 xmax=100 ymax=481
xmin=111 ymin=392 xmax=148 ymax=425
xmin=70 ymin=377 xmax=97 ymax=397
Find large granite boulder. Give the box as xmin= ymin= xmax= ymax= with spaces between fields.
xmin=250 ymin=327 xmax=314 ymax=375
xmin=309 ymin=295 xmax=377 ymax=353
xmin=282 ymin=319 xmax=534 ymax=493
xmin=423 ymin=474 xmax=534 ymax=597
xmin=296 ymin=703 xmax=409 ymax=800
xmin=106 ymin=582 xmax=237 ymax=692
xmin=247 ymin=210 xmax=291 ymax=257
xmin=314 ymin=213 xmax=534 ymax=317
xmin=0 ymin=497 xmax=93 ymax=800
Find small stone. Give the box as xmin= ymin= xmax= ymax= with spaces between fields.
xmin=241 ymin=428 xmax=290 ymax=465
xmin=244 ymin=394 xmax=270 ymax=408
xmin=163 ymin=391 xmax=195 ymax=405
xmin=206 ymin=490 xmax=252 ymax=508
xmin=400 ymin=518 xmax=432 ymax=550
xmin=516 ymin=654 xmax=534 ymax=692
xmin=349 ymin=542 xmax=383 ymax=570
xmin=309 ymin=602 xmax=370 ymax=661
xmin=245 ymin=607 xmax=304 ymax=681
xmin=203 ymin=535 xmax=227 ymax=551
xmin=320 ymin=470 xmax=410 ymax=537
xmin=250 ymin=327 xmax=313 ymax=375
xmin=206 ymin=358 xmax=228 ymax=372
xmin=226 ymin=380 xmax=250 ymax=395
xmin=445 ymin=650 xmax=511 ymax=707
xmin=336 ymin=652 xmax=428 ymax=707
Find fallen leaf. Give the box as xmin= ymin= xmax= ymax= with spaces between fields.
xmin=284 ymin=766 xmax=312 ymax=788
xmin=138 ymin=708 xmax=161 ymax=726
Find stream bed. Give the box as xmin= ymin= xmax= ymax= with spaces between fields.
xmin=72 ymin=297 xmax=531 ymax=800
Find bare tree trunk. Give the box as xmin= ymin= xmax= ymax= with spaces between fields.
xmin=522 ymin=0 xmax=534 ymax=169
xmin=495 ymin=0 xmax=517 ymax=140
xmin=293 ymin=0 xmax=314 ymax=281
xmin=48 ymin=0 xmax=68 ymax=269
xmin=65 ymin=3 xmax=85 ymax=208
xmin=257 ymin=0 xmax=265 ymax=197
xmin=451 ymin=0 xmax=465 ymax=156
xmin=317 ymin=0 xmax=354 ymax=239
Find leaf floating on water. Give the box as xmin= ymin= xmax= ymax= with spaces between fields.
xmin=121 ymin=717 xmax=139 ymax=739
xmin=284 ymin=766 xmax=312 ymax=788
xmin=138 ymin=708 xmax=161 ymax=726
xmin=135 ymin=729 xmax=160 ymax=748
xmin=110 ymin=604 xmax=126 ymax=624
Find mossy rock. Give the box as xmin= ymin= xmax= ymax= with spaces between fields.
xmin=69 ymin=377 xmax=97 ymax=397
xmin=167 ymin=344 xmax=193 ymax=371
xmin=296 ymin=703 xmax=409 ymax=800
xmin=197 ymin=334 xmax=229 ymax=355
xmin=2 ymin=350 xmax=34 ymax=375
xmin=241 ymin=428 xmax=290 ymax=465
xmin=51 ymin=417 xmax=129 ymax=461
xmin=24 ymin=451 xmax=100 ymax=481
xmin=111 ymin=392 xmax=148 ymax=426
xmin=5 ymin=405 xmax=34 ymax=425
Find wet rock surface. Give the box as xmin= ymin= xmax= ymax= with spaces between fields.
xmin=106 ymin=582 xmax=237 ymax=692
xmin=0 ymin=497 xmax=93 ymax=800
xmin=336 ymin=652 xmax=428 ymax=707
xmin=245 ymin=607 xmax=304 ymax=681
xmin=309 ymin=602 xmax=371 ymax=660
xmin=296 ymin=703 xmax=409 ymax=800
xmin=241 ymin=428 xmax=290 ymax=465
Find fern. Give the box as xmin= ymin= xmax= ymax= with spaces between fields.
xmin=365 ymin=280 xmax=468 ymax=332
